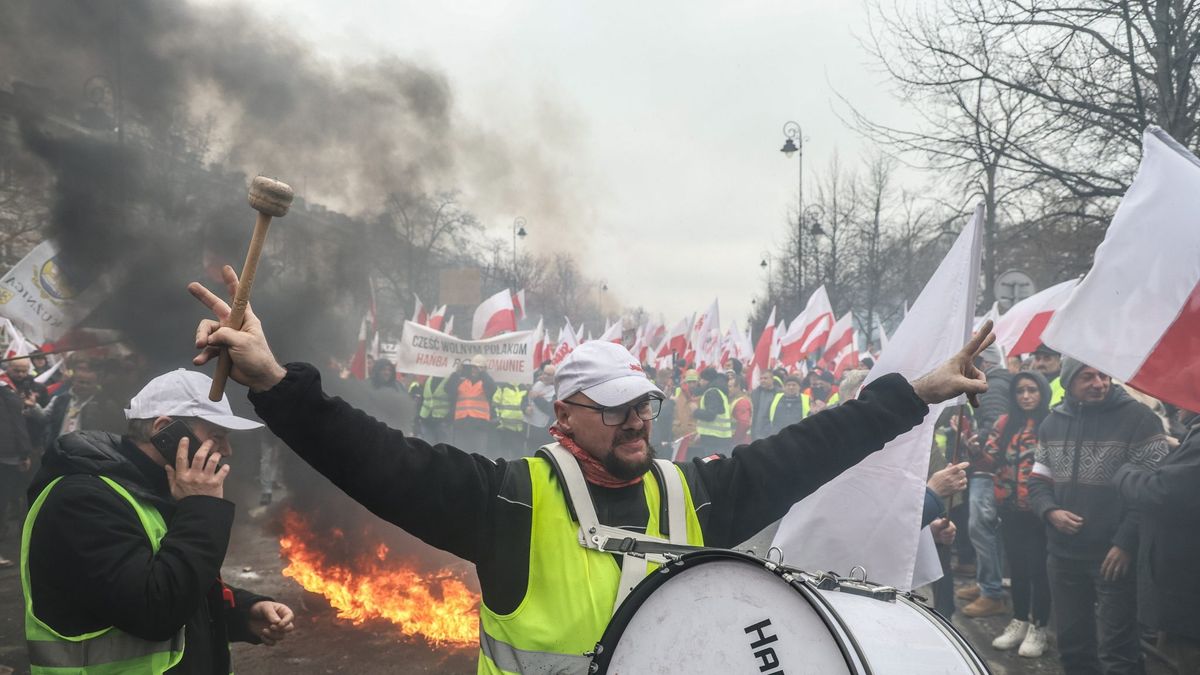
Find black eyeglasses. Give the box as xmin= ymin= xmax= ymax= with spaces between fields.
xmin=563 ymin=396 xmax=663 ymax=426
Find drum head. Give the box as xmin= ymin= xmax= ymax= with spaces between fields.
xmin=593 ymin=550 xmax=852 ymax=674
xmin=592 ymin=550 xmax=990 ymax=675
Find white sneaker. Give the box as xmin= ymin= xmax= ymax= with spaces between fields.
xmin=1018 ymin=624 xmax=1047 ymax=658
xmin=992 ymin=619 xmax=1029 ymax=650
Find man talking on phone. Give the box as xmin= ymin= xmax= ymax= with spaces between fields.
xmin=20 ymin=369 xmax=295 ymax=674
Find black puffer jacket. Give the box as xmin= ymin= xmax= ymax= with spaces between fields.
xmin=1116 ymin=418 xmax=1200 ymax=640
xmin=25 ymin=432 xmax=269 ymax=674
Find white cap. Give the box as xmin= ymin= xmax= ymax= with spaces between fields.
xmin=124 ymin=368 xmax=264 ymax=431
xmin=555 ymin=342 xmax=663 ymax=406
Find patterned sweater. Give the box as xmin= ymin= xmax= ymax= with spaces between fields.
xmin=1029 ymin=385 xmax=1169 ymax=560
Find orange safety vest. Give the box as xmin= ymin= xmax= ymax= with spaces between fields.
xmin=454 ymin=379 xmax=491 ymax=421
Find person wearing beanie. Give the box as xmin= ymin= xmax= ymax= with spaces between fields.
xmin=1028 ymin=358 xmax=1170 ymax=674
xmin=807 ymin=369 xmax=839 ymax=415
xmin=770 ymin=375 xmax=810 ymax=434
xmin=190 ymin=271 xmax=997 ymax=674
xmin=1031 ymin=344 xmax=1065 ymax=407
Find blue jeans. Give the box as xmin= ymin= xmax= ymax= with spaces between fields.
xmin=968 ymin=475 xmax=1005 ymax=598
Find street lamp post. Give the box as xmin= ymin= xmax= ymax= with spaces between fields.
xmin=780 ymin=121 xmax=804 ymax=299
xmin=760 ymin=252 xmax=772 ymax=300
xmin=804 ymin=204 xmax=825 ymax=284
xmin=512 ymin=217 xmax=527 ymax=287
xmin=598 ymin=282 xmax=608 ymax=317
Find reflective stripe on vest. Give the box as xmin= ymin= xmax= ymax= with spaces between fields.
xmin=479 ymin=630 xmax=592 ymax=675
xmin=455 ymin=380 xmax=490 ymax=421
xmin=694 ymin=388 xmax=732 ymax=439
xmin=22 ymin=476 xmax=186 ymax=674
xmin=492 ymin=386 xmax=525 ymax=432
xmin=477 ymin=451 xmax=705 ymax=675
xmin=769 ymin=392 xmax=810 ymax=421
xmin=420 ymin=379 xmax=451 ymax=419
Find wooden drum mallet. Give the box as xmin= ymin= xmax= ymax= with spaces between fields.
xmin=208 ymin=176 xmax=294 ymax=401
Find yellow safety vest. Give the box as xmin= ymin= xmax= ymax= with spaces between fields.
xmin=492 ymin=386 xmax=526 ymax=432
xmin=769 ymin=392 xmax=811 ymax=421
xmin=477 ymin=455 xmax=705 ymax=674
xmin=22 ymin=476 xmax=186 ymax=674
xmin=420 ymin=378 xmax=451 ymax=419
xmin=694 ymin=388 xmax=732 ymax=439
xmin=1049 ymin=376 xmax=1065 ymax=407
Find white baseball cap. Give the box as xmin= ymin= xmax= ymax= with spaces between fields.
xmin=124 ymin=369 xmax=264 ymax=431
xmin=555 ymin=341 xmax=663 ymax=406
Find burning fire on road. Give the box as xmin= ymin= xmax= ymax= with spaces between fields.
xmin=279 ymin=509 xmax=479 ymax=648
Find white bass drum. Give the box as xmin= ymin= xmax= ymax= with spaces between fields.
xmin=590 ymin=549 xmax=990 ymax=674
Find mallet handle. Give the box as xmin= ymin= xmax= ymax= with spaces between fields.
xmin=209 ymin=212 xmax=273 ymax=401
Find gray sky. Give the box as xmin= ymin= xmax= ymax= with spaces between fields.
xmin=213 ymin=0 xmax=916 ymax=329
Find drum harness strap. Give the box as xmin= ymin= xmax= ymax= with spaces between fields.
xmin=538 ymin=443 xmax=694 ymax=613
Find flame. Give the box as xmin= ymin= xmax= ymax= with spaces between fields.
xmin=279 ymin=510 xmax=479 ymax=647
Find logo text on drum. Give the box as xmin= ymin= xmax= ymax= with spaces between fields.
xmin=743 ymin=619 xmax=784 ymax=674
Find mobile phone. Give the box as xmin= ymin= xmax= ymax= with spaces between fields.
xmin=151 ymin=419 xmax=222 ymax=471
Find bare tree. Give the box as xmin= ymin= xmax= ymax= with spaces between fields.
xmin=0 ymin=150 xmax=49 ymax=267
xmin=870 ymin=0 xmax=1200 ymax=199
xmin=370 ymin=190 xmax=483 ymax=311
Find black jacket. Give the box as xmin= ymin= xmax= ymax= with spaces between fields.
xmin=249 ymin=363 xmax=928 ymax=615
xmin=25 ymin=432 xmax=269 ymax=674
xmin=0 ymin=384 xmax=32 ymax=464
xmin=1115 ymin=419 xmax=1200 ymax=640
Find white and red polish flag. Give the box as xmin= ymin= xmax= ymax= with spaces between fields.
xmin=1043 ymin=127 xmax=1200 ymax=412
xmin=551 ymin=319 xmax=580 ymax=365
xmin=443 ymin=314 xmax=456 ymax=337
xmin=772 ymin=317 xmax=785 ymax=369
xmin=412 ymin=294 xmax=428 ymax=325
xmin=748 ymin=307 xmax=777 ymax=386
xmin=658 ymin=316 xmax=690 ymax=358
xmin=427 ymin=305 xmax=447 ymax=332
xmin=598 ymin=320 xmax=623 ymax=344
xmin=821 ymin=313 xmax=858 ymax=374
xmin=831 ymin=332 xmax=861 ymax=379
xmin=472 ymin=289 xmax=517 ymax=339
xmin=690 ymin=299 xmax=720 ymax=360
xmin=575 ymin=321 xmax=587 ymax=344
xmin=644 ymin=318 xmax=666 ymax=348
xmin=996 ymin=279 xmax=1079 ymax=356
xmin=777 ymin=309 xmax=809 ymax=367
xmin=774 ymin=204 xmax=984 ymax=590
xmin=730 ymin=320 xmax=754 ymax=364
xmin=530 ymin=317 xmax=547 ymax=365
xmin=512 ymin=289 xmax=527 ymax=321
xmin=795 ymin=286 xmax=835 ymax=358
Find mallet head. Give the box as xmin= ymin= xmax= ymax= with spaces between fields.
xmin=248 ymin=176 xmax=294 ymax=218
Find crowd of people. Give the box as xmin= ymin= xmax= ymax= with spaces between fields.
xmin=3 ymin=320 xmax=1198 ymax=674
xmin=927 ymin=343 xmax=1197 ymax=674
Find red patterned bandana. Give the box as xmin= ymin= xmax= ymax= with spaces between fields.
xmin=548 ymin=426 xmax=643 ymax=488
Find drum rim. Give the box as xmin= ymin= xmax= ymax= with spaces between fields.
xmin=590 ymin=548 xmax=868 ymax=674
xmin=895 ymin=594 xmax=992 ymax=674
